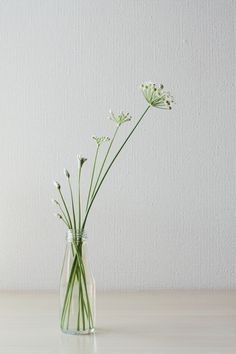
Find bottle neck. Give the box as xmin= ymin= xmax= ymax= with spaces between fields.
xmin=66 ymin=229 xmax=87 ymax=243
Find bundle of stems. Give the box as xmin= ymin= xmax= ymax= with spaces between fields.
xmin=53 ymin=82 xmax=173 ymax=331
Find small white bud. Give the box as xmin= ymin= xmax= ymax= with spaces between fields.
xmin=54 ymin=213 xmax=62 ymax=219
xmin=77 ymin=155 xmax=87 ymax=167
xmin=53 ymin=181 xmax=61 ymax=189
xmin=64 ymin=169 xmax=70 ymax=178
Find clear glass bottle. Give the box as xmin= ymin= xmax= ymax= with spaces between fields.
xmin=60 ymin=230 xmax=95 ymax=335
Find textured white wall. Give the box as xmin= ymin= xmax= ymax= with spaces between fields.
xmin=0 ymin=0 xmax=235 ymax=290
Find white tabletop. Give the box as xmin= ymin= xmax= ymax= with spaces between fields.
xmin=0 ymin=290 xmax=235 ymax=354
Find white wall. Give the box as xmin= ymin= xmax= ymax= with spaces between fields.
xmin=0 ymin=0 xmax=235 ymax=290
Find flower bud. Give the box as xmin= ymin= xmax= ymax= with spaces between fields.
xmin=53 ymin=181 xmax=61 ymax=189
xmin=77 ymin=155 xmax=87 ymax=167
xmin=51 ymin=198 xmax=59 ymax=205
xmin=54 ymin=213 xmax=62 ymax=219
xmin=64 ymin=169 xmax=70 ymax=178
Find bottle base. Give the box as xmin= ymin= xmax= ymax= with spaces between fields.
xmin=61 ymin=327 xmax=95 ymax=335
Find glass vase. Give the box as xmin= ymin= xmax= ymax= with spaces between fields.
xmin=60 ymin=230 xmax=95 ymax=335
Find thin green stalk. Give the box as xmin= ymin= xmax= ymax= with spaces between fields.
xmin=60 ymin=216 xmax=70 ymax=227
xmin=57 ymin=203 xmax=70 ymax=227
xmin=79 ymin=269 xmax=85 ymax=330
xmin=74 ymin=245 xmax=88 ymax=316
xmin=80 ymin=258 xmax=93 ymax=328
xmin=75 ymin=244 xmax=93 ymax=327
xmin=78 ymin=165 xmax=82 ymax=231
xmin=66 ymin=268 xmax=76 ymax=329
xmin=86 ymin=145 xmax=99 ymax=211
xmin=61 ymin=243 xmax=82 ymax=326
xmin=68 ymin=178 xmax=76 ymax=231
xmin=82 ymin=105 xmax=151 ymax=230
xmin=77 ymin=282 xmax=81 ymax=330
xmin=72 ymin=243 xmax=89 ymax=318
xmin=61 ymin=258 xmax=77 ymax=326
xmin=58 ymin=189 xmax=72 ymax=229
xmin=61 ymin=254 xmax=80 ymax=329
xmin=90 ymin=126 xmax=119 ymax=200
xmin=61 ymin=258 xmax=84 ymax=329
xmin=61 ymin=244 xmax=93 ymax=331
xmin=71 ymin=244 xmax=80 ymax=282
xmin=73 ymin=242 xmax=93 ymax=328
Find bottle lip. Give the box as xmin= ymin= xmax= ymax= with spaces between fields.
xmin=66 ymin=229 xmax=87 ymax=241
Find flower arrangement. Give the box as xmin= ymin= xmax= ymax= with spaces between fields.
xmin=53 ymin=82 xmax=174 ymax=334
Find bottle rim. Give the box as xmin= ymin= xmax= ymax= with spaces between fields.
xmin=66 ymin=229 xmax=87 ymax=241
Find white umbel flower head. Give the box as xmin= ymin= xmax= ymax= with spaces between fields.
xmin=92 ymin=136 xmax=110 ymax=146
xmin=140 ymin=82 xmax=174 ymax=110
xmin=108 ymin=110 xmax=131 ymax=126
xmin=53 ymin=181 xmax=61 ymax=189
xmin=77 ymin=155 xmax=87 ymax=167
xmin=64 ymin=168 xmax=70 ymax=178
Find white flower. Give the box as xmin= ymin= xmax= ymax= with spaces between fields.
xmin=108 ymin=110 xmax=131 ymax=126
xmin=77 ymin=155 xmax=87 ymax=167
xmin=140 ymin=82 xmax=174 ymax=110
xmin=53 ymin=181 xmax=61 ymax=189
xmin=64 ymin=169 xmax=70 ymax=178
xmin=54 ymin=213 xmax=62 ymax=219
xmin=92 ymin=136 xmax=110 ymax=146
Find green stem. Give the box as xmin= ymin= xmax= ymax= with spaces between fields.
xmin=71 ymin=243 xmax=89 ymax=317
xmin=61 ymin=243 xmax=82 ymax=326
xmin=60 ymin=257 xmax=77 ymax=327
xmin=66 ymin=267 xmax=76 ymax=329
xmin=60 ymin=216 xmax=70 ymax=227
xmin=80 ymin=258 xmax=93 ymax=328
xmin=77 ymin=283 xmax=81 ymax=330
xmin=73 ymin=242 xmax=93 ymax=328
xmin=78 ymin=165 xmax=82 ymax=231
xmin=68 ymin=178 xmax=76 ymax=231
xmin=90 ymin=126 xmax=119 ymax=200
xmin=86 ymin=145 xmax=99 ymax=211
xmin=82 ymin=105 xmax=151 ymax=230
xmin=58 ymin=189 xmax=72 ymax=229
xmin=79 ymin=266 xmax=85 ymax=330
xmin=60 ymin=249 xmax=93 ymax=331
xmin=58 ymin=203 xmax=70 ymax=227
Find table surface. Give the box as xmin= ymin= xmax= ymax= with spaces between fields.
xmin=0 ymin=290 xmax=235 ymax=354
